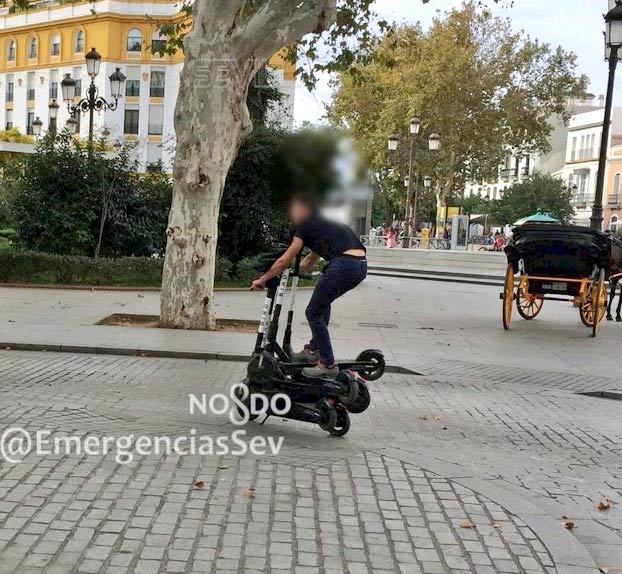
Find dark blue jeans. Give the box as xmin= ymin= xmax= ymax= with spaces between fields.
xmin=306 ymin=257 xmax=367 ymax=365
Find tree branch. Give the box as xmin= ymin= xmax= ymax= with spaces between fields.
xmin=200 ymin=0 xmax=247 ymax=37
xmin=235 ymin=0 xmax=337 ymax=64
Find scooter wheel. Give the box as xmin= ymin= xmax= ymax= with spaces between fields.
xmin=234 ymin=380 xmax=259 ymax=422
xmin=337 ymin=371 xmax=359 ymax=406
xmin=317 ymin=399 xmax=338 ymax=432
xmin=328 ymin=406 xmax=351 ymax=437
xmin=356 ymin=350 xmax=386 ymax=381
xmin=347 ymin=383 xmax=371 ymax=414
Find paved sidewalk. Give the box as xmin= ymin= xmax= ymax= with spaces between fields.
xmin=0 ymin=350 xmax=621 ymax=573
xmin=1 ymin=275 xmax=622 ymax=378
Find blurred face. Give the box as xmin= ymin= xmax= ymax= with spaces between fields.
xmin=288 ymin=197 xmax=312 ymax=225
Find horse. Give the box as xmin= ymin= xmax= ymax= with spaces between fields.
xmin=606 ymin=234 xmax=622 ymax=321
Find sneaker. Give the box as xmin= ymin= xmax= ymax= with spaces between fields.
xmin=303 ymin=364 xmax=339 ymax=379
xmin=291 ymin=346 xmax=319 ymax=363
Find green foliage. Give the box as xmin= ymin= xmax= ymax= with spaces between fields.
xmin=488 ymin=173 xmax=575 ymax=225
xmin=9 ymin=132 xmax=172 ymax=257
xmin=0 ymin=251 xmax=235 ymax=287
xmin=220 ymin=126 xmax=340 ymax=262
xmin=329 ymin=2 xmax=587 ymax=206
xmin=0 ymin=128 xmax=32 ymax=143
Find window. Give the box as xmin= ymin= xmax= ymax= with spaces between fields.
xmin=125 ymin=66 xmax=141 ymax=97
xmin=27 ymin=72 xmax=35 ymax=101
xmin=28 ymin=37 xmax=37 ymax=59
xmin=124 ymin=108 xmax=139 ymax=134
xmin=7 ymin=40 xmax=15 ymax=62
xmin=50 ymin=33 xmax=60 ymax=57
xmin=5 ymin=109 xmax=12 ymax=130
xmin=571 ymin=137 xmax=577 ymax=161
xmin=148 ymin=105 xmax=164 ymax=135
xmin=26 ymin=110 xmax=35 ymax=135
xmin=151 ymin=31 xmax=166 ymax=55
xmin=127 ymin=29 xmax=142 ymax=52
xmin=611 ymin=173 xmax=621 ymax=206
xmin=6 ymin=76 xmax=14 ymax=103
xmin=73 ymin=67 xmax=83 ymax=97
xmin=49 ymin=70 xmax=58 ymax=99
xmin=74 ymin=29 xmax=85 ymax=53
xmin=149 ymin=70 xmax=165 ymax=97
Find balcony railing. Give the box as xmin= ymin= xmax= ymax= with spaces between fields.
xmin=609 ymin=195 xmax=620 ymax=207
xmin=27 ymin=89 xmax=35 ymax=101
xmin=573 ymin=194 xmax=595 ymax=207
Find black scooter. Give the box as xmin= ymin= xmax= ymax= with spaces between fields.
xmin=238 ymin=251 xmax=382 ymax=435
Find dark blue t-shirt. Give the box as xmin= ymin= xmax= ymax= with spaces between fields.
xmin=294 ymin=215 xmax=365 ymax=261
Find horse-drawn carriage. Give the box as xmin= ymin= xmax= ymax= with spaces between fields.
xmin=501 ymin=225 xmax=611 ymax=337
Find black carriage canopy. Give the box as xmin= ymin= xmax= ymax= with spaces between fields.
xmin=505 ymin=225 xmax=611 ymax=278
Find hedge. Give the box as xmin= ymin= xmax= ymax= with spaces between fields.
xmin=0 ymin=251 xmax=235 ymax=287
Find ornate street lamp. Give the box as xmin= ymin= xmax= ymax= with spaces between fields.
xmin=61 ymin=48 xmax=126 ymax=152
xmin=48 ymin=99 xmax=59 ymax=135
xmin=593 ymin=0 xmax=622 ymax=230
xmin=31 ymin=116 xmax=43 ymax=139
xmin=410 ymin=117 xmax=421 ymax=136
xmin=65 ymin=116 xmax=78 ymax=135
xmin=428 ymin=133 xmax=441 ymax=152
xmin=387 ymin=134 xmax=400 ymax=152
xmin=424 ymin=176 xmax=433 ymax=189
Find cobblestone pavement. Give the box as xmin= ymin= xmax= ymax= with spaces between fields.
xmin=0 ymin=351 xmax=621 ymax=573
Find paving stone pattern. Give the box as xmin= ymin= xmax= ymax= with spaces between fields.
xmin=0 ymin=351 xmax=620 ymax=573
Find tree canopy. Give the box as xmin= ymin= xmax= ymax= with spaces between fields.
xmin=329 ymin=2 xmax=587 ymax=220
xmin=488 ymin=173 xmax=575 ymax=225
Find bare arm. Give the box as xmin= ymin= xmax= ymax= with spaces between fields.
xmin=251 ymin=237 xmax=304 ymax=289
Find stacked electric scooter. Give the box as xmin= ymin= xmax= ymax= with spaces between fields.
xmin=237 ymin=250 xmax=385 ymax=436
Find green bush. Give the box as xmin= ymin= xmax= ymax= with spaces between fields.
xmin=0 ymin=252 xmax=235 ymax=287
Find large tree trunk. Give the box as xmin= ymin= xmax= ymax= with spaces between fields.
xmin=160 ymin=0 xmax=337 ymax=330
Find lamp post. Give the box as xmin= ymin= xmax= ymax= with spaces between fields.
xmin=387 ymin=124 xmax=440 ymax=247
xmin=48 ymin=99 xmax=59 ymax=136
xmin=31 ymin=117 xmax=43 ymax=140
xmin=593 ymin=0 xmax=622 ymax=230
xmin=61 ymin=47 xmax=126 ymax=153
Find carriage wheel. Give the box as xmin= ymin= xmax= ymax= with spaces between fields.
xmin=579 ymin=270 xmax=607 ymax=333
xmin=502 ymin=264 xmax=515 ymax=330
xmin=516 ymin=290 xmax=544 ymax=320
xmin=592 ymin=269 xmax=606 ymax=338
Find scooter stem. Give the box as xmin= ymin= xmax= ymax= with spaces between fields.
xmin=283 ymin=251 xmax=302 ymax=356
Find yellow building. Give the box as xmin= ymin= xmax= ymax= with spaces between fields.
xmin=0 ymin=0 xmax=296 ymax=169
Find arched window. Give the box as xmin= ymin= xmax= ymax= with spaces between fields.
xmin=614 ymin=172 xmax=621 ymax=200
xmin=73 ymin=29 xmax=85 ymax=53
xmin=611 ymin=215 xmax=619 ymax=231
xmin=127 ymin=29 xmax=142 ymax=52
xmin=6 ymin=39 xmax=16 ymax=62
xmin=28 ymin=36 xmax=37 ymax=59
xmin=50 ymin=32 xmax=61 ymax=57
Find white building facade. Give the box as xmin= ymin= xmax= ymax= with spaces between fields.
xmin=0 ymin=0 xmax=296 ymax=171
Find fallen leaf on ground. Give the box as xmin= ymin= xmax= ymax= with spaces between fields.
xmin=246 ymin=488 xmax=255 ymax=498
xmin=562 ymin=521 xmax=575 ymax=530
xmin=193 ymin=481 xmax=205 ymax=489
xmin=599 ymin=566 xmax=610 ymax=573
xmin=460 ymin=520 xmax=475 ymax=529
xmin=217 ymin=465 xmax=228 ymax=470
xmin=597 ymin=498 xmax=612 ymax=511
xmin=492 ymin=522 xmax=502 ymax=529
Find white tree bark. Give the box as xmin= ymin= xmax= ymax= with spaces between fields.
xmin=160 ymin=0 xmax=336 ymax=330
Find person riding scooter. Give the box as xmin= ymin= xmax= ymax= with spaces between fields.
xmin=250 ymin=193 xmax=367 ymax=379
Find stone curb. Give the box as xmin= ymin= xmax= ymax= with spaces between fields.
xmin=0 ymin=341 xmax=421 ymax=376
xmin=379 ymin=446 xmax=602 ymax=573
